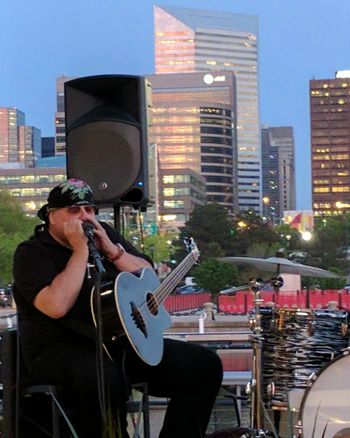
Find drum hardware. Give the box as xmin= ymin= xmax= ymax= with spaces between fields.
xmin=266 ymin=382 xmax=276 ymax=410
xmin=294 ymin=420 xmax=303 ymax=437
xmin=341 ymin=322 xmax=348 ymax=337
xmin=266 ymin=382 xmax=275 ymax=399
xmin=306 ymin=372 xmax=316 ymax=385
xmin=218 ymin=255 xmax=344 ymax=437
xmin=247 ymin=279 xmax=280 ymax=438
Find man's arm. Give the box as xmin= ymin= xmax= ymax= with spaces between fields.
xmin=34 ymin=220 xmax=89 ymax=319
xmin=34 ymin=219 xmax=152 ymax=319
xmin=87 ymin=218 xmax=153 ymax=272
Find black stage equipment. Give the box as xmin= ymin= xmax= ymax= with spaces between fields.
xmin=65 ymin=74 xmax=151 ymax=209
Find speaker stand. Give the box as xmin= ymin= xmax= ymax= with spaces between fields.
xmin=113 ymin=204 xmax=121 ymax=232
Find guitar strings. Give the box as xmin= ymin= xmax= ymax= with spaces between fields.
xmin=137 ymin=252 xmax=197 ymax=320
xmin=142 ymin=253 xmax=195 ymax=315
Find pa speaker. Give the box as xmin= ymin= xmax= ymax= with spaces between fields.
xmin=65 ymin=75 xmax=151 ymax=208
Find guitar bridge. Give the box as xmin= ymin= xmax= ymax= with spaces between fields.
xmin=130 ymin=302 xmax=148 ymax=338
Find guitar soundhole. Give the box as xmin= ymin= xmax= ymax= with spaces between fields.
xmin=130 ymin=302 xmax=148 ymax=338
xmin=146 ymin=293 xmax=159 ymax=316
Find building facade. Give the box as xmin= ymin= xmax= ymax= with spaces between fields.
xmin=261 ymin=126 xmax=296 ymax=221
xmin=55 ymin=76 xmax=72 ymax=155
xmin=147 ymin=71 xmax=238 ymax=224
xmin=159 ymin=168 xmax=206 ymax=230
xmin=154 ymin=5 xmax=261 ymax=213
xmin=0 ymin=167 xmax=66 ymax=215
xmin=310 ymin=72 xmax=350 ymax=216
xmin=0 ymin=107 xmax=25 ymax=163
xmin=0 ymin=107 xmax=41 ymax=168
xmin=18 ymin=125 xmax=41 ymax=168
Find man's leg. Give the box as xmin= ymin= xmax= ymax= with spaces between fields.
xmin=125 ymin=339 xmax=223 ymax=438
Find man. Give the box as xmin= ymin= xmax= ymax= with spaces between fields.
xmin=13 ymin=178 xmax=223 ymax=438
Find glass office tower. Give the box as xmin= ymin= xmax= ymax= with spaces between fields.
xmin=310 ymin=72 xmax=350 ymax=216
xmin=0 ymin=107 xmax=25 ymax=163
xmin=55 ymin=75 xmax=72 ymax=155
xmin=154 ymin=5 xmax=261 ymax=213
xmin=261 ymin=126 xmax=296 ymax=222
xmin=148 ymin=71 xmax=238 ymax=222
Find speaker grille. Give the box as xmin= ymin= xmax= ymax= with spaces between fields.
xmin=67 ymin=120 xmax=142 ymax=203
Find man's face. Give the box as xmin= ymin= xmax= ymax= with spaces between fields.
xmin=48 ymin=205 xmax=97 ymax=242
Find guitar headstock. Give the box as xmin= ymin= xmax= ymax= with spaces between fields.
xmin=184 ymin=237 xmax=200 ymax=262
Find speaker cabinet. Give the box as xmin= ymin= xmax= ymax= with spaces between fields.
xmin=65 ymin=75 xmax=151 ymax=208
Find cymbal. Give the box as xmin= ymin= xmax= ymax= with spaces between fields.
xmin=218 ymin=256 xmax=340 ymax=278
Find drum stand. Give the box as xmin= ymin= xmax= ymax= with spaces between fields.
xmin=246 ymin=279 xmax=280 ymax=438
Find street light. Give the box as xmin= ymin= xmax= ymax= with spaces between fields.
xmin=237 ymin=220 xmax=247 ymax=229
xmin=262 ymin=196 xmax=270 ymax=220
xmin=301 ymin=231 xmax=312 ymax=242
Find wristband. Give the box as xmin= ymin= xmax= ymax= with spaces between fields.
xmin=109 ymin=243 xmax=126 ymax=262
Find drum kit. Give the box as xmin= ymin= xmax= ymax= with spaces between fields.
xmin=219 ymin=255 xmax=350 ymax=438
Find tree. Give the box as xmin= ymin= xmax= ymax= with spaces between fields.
xmin=308 ymin=215 xmax=349 ymax=273
xmin=143 ymin=234 xmax=178 ymax=263
xmin=230 ymin=211 xmax=280 ymax=256
xmin=0 ymin=190 xmax=38 ymax=283
xmin=179 ymin=203 xmax=235 ymax=260
xmin=193 ymin=259 xmax=239 ymax=303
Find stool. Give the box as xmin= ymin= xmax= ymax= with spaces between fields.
xmin=127 ymin=382 xmax=151 ymax=438
xmin=0 ymin=328 xmax=67 ymax=438
xmin=1 ymin=328 xmax=151 ymax=437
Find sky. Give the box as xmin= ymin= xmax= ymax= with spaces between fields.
xmin=1 ymin=0 xmax=350 ymax=210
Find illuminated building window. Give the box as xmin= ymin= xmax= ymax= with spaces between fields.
xmin=314 ymin=187 xmax=330 ymax=193
xmin=163 ymin=187 xmax=190 ymax=196
xmin=163 ymin=200 xmax=185 ymax=208
xmin=332 ymin=186 xmax=350 ymax=192
xmin=314 ymin=179 xmax=330 ymax=185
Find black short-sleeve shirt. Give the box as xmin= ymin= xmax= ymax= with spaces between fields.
xmin=13 ymin=221 xmax=152 ymax=367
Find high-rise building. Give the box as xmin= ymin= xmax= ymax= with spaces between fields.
xmin=261 ymin=126 xmax=296 ymax=221
xmin=55 ymin=75 xmax=72 ymax=155
xmin=154 ymin=5 xmax=261 ymax=213
xmin=147 ymin=71 xmax=238 ymax=225
xmin=18 ymin=125 xmax=41 ymax=167
xmin=0 ymin=107 xmax=25 ymax=163
xmin=310 ymin=71 xmax=350 ymax=216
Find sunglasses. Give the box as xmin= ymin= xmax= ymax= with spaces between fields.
xmin=48 ymin=205 xmax=98 ymax=215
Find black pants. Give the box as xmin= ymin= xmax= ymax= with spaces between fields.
xmin=28 ymin=336 xmax=223 ymax=438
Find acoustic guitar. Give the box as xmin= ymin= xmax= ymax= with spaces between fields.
xmin=90 ymin=239 xmax=199 ymax=365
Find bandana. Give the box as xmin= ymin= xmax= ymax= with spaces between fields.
xmin=37 ymin=178 xmax=95 ymax=221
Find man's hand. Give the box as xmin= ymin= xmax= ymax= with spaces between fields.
xmin=63 ymin=219 xmax=89 ymax=253
xmin=82 ymin=218 xmax=116 ymax=258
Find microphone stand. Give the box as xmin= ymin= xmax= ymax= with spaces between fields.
xmin=86 ymin=235 xmax=108 ymax=427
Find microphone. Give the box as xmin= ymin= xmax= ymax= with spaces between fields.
xmin=82 ymin=221 xmax=95 ymax=240
xmin=82 ymin=222 xmax=106 ymax=274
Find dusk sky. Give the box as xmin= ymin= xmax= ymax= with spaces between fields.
xmin=1 ymin=0 xmax=350 ymax=210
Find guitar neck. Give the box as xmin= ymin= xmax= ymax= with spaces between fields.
xmin=154 ymin=251 xmax=197 ymax=304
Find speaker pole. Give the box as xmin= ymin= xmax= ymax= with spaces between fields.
xmin=113 ymin=204 xmax=121 ymax=232
xmin=138 ymin=209 xmax=145 ymax=252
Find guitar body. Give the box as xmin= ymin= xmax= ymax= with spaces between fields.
xmin=91 ymin=268 xmax=172 ymax=366
xmin=90 ymin=239 xmax=199 ymax=366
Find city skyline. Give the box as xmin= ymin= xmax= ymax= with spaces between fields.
xmin=2 ymin=0 xmax=350 ymax=210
